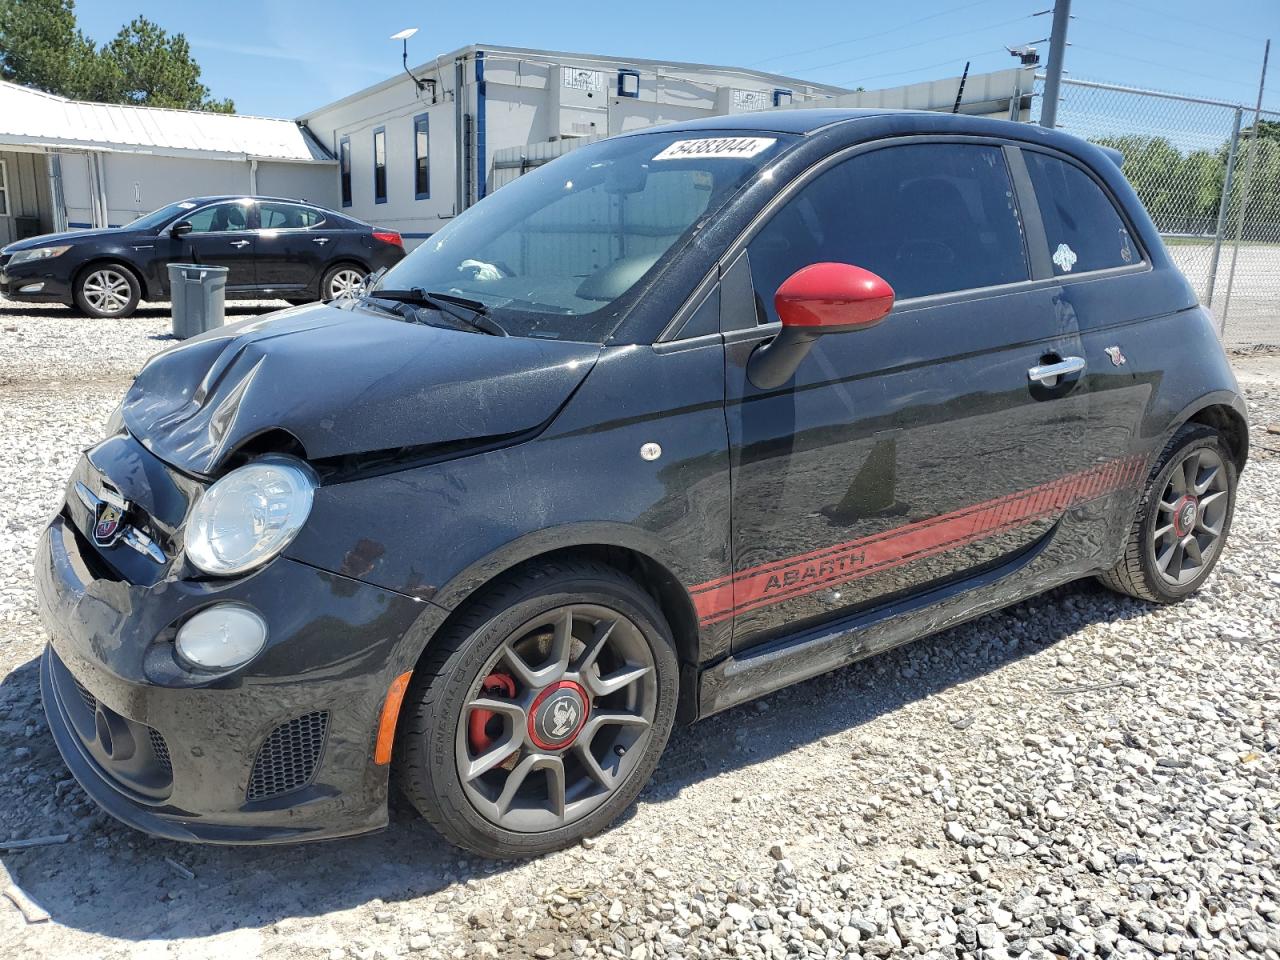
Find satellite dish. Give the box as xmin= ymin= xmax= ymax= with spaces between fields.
xmin=390 ymin=27 xmax=419 ymax=41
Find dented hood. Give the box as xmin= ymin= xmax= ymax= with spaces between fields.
xmin=123 ymin=301 xmax=602 ymax=477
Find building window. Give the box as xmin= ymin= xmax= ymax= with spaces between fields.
xmin=0 ymin=160 xmax=9 ymax=217
xmin=773 ymin=89 xmax=793 ymax=107
xmin=339 ymin=137 xmax=352 ymax=208
xmin=413 ymin=113 xmax=430 ymax=200
xmin=373 ymin=127 xmax=387 ymax=204
xmin=617 ymin=69 xmax=640 ymax=98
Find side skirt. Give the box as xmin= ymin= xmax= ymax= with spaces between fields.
xmin=695 ymin=524 xmax=1086 ymax=718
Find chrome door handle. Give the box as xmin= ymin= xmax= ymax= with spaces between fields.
xmin=311 ymin=237 xmax=330 ymax=245
xmin=1027 ymin=356 xmax=1086 ymax=386
xmin=229 ymin=239 xmax=251 ymax=248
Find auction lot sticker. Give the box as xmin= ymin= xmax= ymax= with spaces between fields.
xmin=653 ymin=137 xmax=778 ymax=161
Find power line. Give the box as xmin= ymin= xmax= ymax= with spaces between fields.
xmin=1068 ymin=42 xmax=1269 ymax=92
xmin=1105 ymin=0 xmax=1263 ymax=44
xmin=748 ymin=0 xmax=1008 ymax=68
xmin=1072 ymin=15 xmax=1261 ymax=64
xmin=839 ymin=48 xmax=1009 ymax=88
xmin=797 ymin=13 xmax=1032 ymax=77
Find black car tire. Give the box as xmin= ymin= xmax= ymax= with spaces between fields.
xmin=321 ymin=263 xmax=367 ymax=301
xmin=1097 ymin=423 xmax=1237 ymax=603
xmin=395 ymin=559 xmax=679 ymax=858
xmin=73 ymin=264 xmax=142 ymax=319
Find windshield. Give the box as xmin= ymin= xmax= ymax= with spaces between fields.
xmin=125 ymin=200 xmax=202 ymax=231
xmin=372 ymin=130 xmax=794 ymax=342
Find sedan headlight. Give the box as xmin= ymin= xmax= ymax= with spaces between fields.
xmin=184 ymin=456 xmax=317 ymax=576
xmin=7 ymin=244 xmax=72 ymax=266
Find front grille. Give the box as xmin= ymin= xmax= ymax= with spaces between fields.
xmin=246 ymin=711 xmax=329 ymax=802
xmin=72 ymin=677 xmax=97 ymax=712
xmin=148 ymin=727 xmax=172 ymax=773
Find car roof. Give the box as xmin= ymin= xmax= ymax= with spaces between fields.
xmin=181 ymin=195 xmax=332 ymax=206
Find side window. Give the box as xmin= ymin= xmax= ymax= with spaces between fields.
xmin=373 ymin=127 xmax=387 ymax=204
xmin=339 ymin=137 xmax=352 ymax=207
xmin=1024 ymin=151 xmax=1138 ymax=274
xmin=259 ymin=202 xmax=325 ymax=229
xmin=181 ymin=202 xmax=251 ymax=233
xmin=748 ymin=143 xmax=1029 ymax=319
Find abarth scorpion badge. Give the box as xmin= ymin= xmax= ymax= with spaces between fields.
xmin=93 ymin=499 xmax=127 ymax=547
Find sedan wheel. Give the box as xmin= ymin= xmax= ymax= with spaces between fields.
xmin=324 ymin=266 xmax=366 ymax=300
xmin=396 ymin=561 xmax=678 ymax=858
xmin=76 ymin=267 xmax=140 ymax=318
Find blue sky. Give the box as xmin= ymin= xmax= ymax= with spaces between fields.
xmin=75 ymin=0 xmax=1279 ymax=118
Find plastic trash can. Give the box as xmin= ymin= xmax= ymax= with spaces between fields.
xmin=167 ymin=264 xmax=228 ymax=340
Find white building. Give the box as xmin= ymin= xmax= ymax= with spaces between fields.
xmin=298 ymin=44 xmax=848 ymax=245
xmin=0 ymin=46 xmax=1032 ymax=254
xmin=0 ymin=80 xmax=334 ymax=247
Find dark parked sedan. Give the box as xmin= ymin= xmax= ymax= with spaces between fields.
xmin=0 ymin=196 xmax=405 ymax=318
xmin=36 ymin=109 xmax=1246 ymax=858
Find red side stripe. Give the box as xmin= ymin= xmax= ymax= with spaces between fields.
xmin=692 ymin=454 xmax=1145 ymax=626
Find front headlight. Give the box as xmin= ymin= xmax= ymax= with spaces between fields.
xmin=8 ymin=244 xmax=72 ymax=266
xmin=184 ymin=455 xmax=317 ymax=576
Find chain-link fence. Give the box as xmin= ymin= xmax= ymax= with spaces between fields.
xmin=1036 ymin=75 xmax=1280 ymax=348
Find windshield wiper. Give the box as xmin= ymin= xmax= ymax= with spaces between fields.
xmin=369 ymin=287 xmax=507 ymax=336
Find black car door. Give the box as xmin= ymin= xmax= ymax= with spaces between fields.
xmin=713 ymin=140 xmax=1111 ymax=647
xmin=165 ymin=201 xmax=258 ymax=292
xmin=253 ymin=201 xmax=334 ymax=294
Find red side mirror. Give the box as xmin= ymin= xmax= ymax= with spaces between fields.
xmin=748 ymin=263 xmax=896 ymax=390
xmin=774 ymin=262 xmax=895 ymax=332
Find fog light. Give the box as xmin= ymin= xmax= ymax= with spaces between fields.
xmin=18 ymin=282 xmax=45 ymax=294
xmin=175 ymin=604 xmax=268 ymax=671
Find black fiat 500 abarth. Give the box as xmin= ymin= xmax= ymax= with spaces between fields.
xmin=37 ymin=109 xmax=1247 ymax=858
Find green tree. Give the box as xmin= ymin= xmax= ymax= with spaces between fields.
xmin=0 ymin=1 xmax=232 ymax=112
xmin=98 ymin=16 xmax=232 ymax=113
xmin=0 ymin=0 xmax=105 ymax=99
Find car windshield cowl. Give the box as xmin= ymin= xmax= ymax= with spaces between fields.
xmin=373 ymin=130 xmax=796 ymax=343
xmin=367 ymin=288 xmax=509 ymax=337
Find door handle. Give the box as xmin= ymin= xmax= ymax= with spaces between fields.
xmin=228 ymin=239 xmax=251 ymax=248
xmin=311 ymin=237 xmax=330 ymax=245
xmin=1027 ymin=356 xmax=1086 ymax=387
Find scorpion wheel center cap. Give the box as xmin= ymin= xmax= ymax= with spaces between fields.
xmin=1172 ymin=495 xmax=1198 ymax=538
xmin=528 ymin=680 xmax=589 ymax=750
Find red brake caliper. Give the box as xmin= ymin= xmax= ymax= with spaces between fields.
xmin=468 ymin=672 xmax=517 ymax=753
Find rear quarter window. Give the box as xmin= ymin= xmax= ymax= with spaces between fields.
xmin=1024 ymin=151 xmax=1139 ymax=275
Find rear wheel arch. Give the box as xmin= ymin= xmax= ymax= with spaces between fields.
xmin=319 ymin=259 xmax=371 ymax=298
xmin=1184 ymin=402 xmax=1248 ymax=470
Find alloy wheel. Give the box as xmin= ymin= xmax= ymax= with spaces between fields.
xmin=455 ymin=604 xmax=657 ymax=833
xmin=327 ymin=268 xmax=366 ymax=300
xmin=82 ymin=269 xmax=133 ymax=315
xmin=1152 ymin=446 xmax=1229 ymax=587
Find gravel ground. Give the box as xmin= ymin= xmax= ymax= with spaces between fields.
xmin=1 ymin=297 xmax=1278 ymax=960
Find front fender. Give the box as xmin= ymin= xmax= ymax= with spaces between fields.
xmin=283 ymin=338 xmax=734 ymax=662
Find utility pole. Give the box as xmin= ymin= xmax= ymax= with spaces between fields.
xmin=1039 ymin=0 xmax=1072 ymax=128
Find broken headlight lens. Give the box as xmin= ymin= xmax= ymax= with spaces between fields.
xmin=184 ymin=455 xmax=317 ymax=576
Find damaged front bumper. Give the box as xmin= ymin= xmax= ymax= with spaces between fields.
xmin=36 ymin=499 xmax=431 ymax=845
